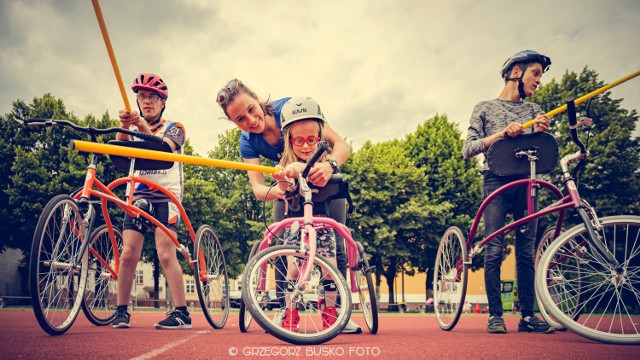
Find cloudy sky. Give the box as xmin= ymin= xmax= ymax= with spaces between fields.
xmin=1 ymin=0 xmax=638 ymax=156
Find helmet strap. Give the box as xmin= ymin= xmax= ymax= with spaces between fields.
xmin=505 ymin=64 xmax=527 ymax=100
xmin=136 ymin=101 xmax=164 ymax=125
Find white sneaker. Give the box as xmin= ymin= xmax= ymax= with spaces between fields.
xmin=342 ymin=319 xmax=362 ymax=334
xmin=271 ymin=308 xmax=286 ymax=325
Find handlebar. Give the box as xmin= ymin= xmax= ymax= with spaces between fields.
xmin=18 ymin=117 xmax=165 ymax=143
xmin=560 ymin=98 xmax=592 ymax=178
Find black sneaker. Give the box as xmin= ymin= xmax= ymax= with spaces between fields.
xmin=112 ymin=309 xmax=131 ymax=328
xmin=154 ymin=310 xmax=192 ymax=329
xmin=518 ymin=315 xmax=555 ymax=334
xmin=487 ymin=315 xmax=507 ymax=333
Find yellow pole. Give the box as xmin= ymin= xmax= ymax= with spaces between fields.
xmin=71 ymin=140 xmax=280 ymax=174
xmin=523 ymin=70 xmax=640 ymax=128
xmin=91 ymin=0 xmax=131 ymax=111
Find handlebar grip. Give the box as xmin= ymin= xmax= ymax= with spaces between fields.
xmin=566 ymin=98 xmax=587 ymax=153
xmin=131 ymin=131 xmax=165 ymax=143
xmin=301 ymin=141 xmax=331 ymax=178
xmin=566 ymin=98 xmax=578 ymax=127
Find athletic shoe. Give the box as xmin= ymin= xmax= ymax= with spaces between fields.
xmin=487 ymin=315 xmax=507 ymax=333
xmin=342 ymin=319 xmax=363 ymax=334
xmin=271 ymin=308 xmax=287 ymax=325
xmin=518 ymin=315 xmax=555 ymax=334
xmin=154 ymin=310 xmax=192 ymax=329
xmin=112 ymin=309 xmax=131 ymax=328
xmin=281 ymin=308 xmax=300 ymax=332
xmin=322 ymin=306 xmax=338 ymax=330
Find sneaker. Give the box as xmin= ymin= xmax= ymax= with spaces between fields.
xmin=154 ymin=310 xmax=192 ymax=329
xmin=342 ymin=319 xmax=362 ymax=334
xmin=322 ymin=306 xmax=338 ymax=330
xmin=112 ymin=309 xmax=131 ymax=328
xmin=487 ymin=315 xmax=507 ymax=334
xmin=271 ymin=308 xmax=287 ymax=325
xmin=281 ymin=308 xmax=300 ymax=332
xmin=518 ymin=315 xmax=555 ymax=334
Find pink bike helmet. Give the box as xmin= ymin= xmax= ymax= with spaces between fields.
xmin=132 ymin=73 xmax=169 ymax=100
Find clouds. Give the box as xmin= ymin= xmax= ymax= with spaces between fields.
xmin=1 ymin=0 xmax=638 ymax=156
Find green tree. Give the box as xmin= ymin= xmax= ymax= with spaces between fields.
xmin=344 ymin=140 xmax=450 ymax=304
xmin=531 ymin=67 xmax=640 ymax=221
xmin=403 ymin=114 xmax=482 ymax=293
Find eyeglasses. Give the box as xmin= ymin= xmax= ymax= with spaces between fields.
xmin=137 ymin=94 xmax=163 ymax=103
xmin=290 ymin=136 xmax=320 ymax=147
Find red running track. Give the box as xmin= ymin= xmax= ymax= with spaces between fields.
xmin=0 ymin=309 xmax=637 ymax=359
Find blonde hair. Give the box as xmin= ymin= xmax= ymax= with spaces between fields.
xmin=279 ymin=119 xmax=326 ymax=168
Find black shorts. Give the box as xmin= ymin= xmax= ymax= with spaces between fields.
xmin=123 ymin=201 xmax=181 ymax=234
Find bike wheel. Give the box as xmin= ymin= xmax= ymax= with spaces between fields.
xmin=242 ymin=245 xmax=350 ymax=345
xmin=30 ymin=195 xmax=89 ymax=335
xmin=433 ymin=226 xmax=468 ymax=331
xmin=536 ymin=215 xmax=640 ymax=344
xmin=239 ymin=241 xmax=261 ymax=332
xmin=534 ymin=226 xmax=569 ymax=331
xmin=355 ymin=242 xmax=378 ymax=334
xmin=193 ymin=224 xmax=229 ymax=329
xmin=81 ymin=224 xmax=121 ymax=326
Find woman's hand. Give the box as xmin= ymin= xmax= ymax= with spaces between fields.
xmin=307 ymin=162 xmax=333 ymax=187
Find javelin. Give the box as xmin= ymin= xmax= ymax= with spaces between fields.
xmin=523 ymin=69 xmax=640 ymax=128
xmin=71 ymin=140 xmax=280 ymax=174
xmin=91 ymin=0 xmax=131 ymax=111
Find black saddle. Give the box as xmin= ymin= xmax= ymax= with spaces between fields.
xmin=486 ymin=132 xmax=558 ymax=176
xmin=107 ymin=140 xmax=174 ymax=172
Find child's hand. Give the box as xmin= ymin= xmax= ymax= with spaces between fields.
xmin=503 ymin=122 xmax=524 ymax=138
xmin=533 ymin=113 xmax=551 ymax=132
xmin=118 ymin=110 xmax=140 ymax=129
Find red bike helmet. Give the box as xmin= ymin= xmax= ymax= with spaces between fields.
xmin=132 ymin=73 xmax=169 ymax=100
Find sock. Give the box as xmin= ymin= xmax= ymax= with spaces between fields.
xmin=523 ymin=316 xmax=532 ymax=322
xmin=176 ymin=306 xmax=189 ymax=316
xmin=117 ymin=305 xmax=128 ymax=312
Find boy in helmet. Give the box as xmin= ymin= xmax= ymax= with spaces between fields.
xmin=112 ymin=73 xmax=190 ymax=330
xmin=462 ymin=51 xmax=555 ymax=334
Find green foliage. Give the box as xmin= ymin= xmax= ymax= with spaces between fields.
xmin=531 ymin=67 xmax=640 ymax=223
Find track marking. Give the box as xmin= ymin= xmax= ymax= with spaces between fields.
xmin=129 ymin=330 xmax=208 ymax=360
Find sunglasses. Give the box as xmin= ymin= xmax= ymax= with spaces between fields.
xmin=216 ymin=79 xmax=242 ymax=108
xmin=290 ymin=136 xmax=320 ymax=147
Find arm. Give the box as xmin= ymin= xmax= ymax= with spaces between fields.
xmin=245 ymin=158 xmax=284 ymax=201
xmin=307 ymin=123 xmax=350 ymax=186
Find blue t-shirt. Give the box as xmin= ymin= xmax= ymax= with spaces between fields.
xmin=239 ymin=97 xmax=291 ymax=164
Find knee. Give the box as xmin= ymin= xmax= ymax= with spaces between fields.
xmin=120 ymin=247 xmax=139 ymax=265
xmin=484 ymin=244 xmax=503 ymax=265
xmin=156 ymin=250 xmax=177 ymax=268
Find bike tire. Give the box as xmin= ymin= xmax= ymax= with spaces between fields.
xmin=81 ymin=224 xmax=122 ymax=326
xmin=30 ymin=195 xmax=89 ymax=335
xmin=536 ymin=215 xmax=640 ymax=344
xmin=434 ymin=226 xmax=468 ymax=331
xmin=193 ymin=224 xmax=229 ymax=329
xmin=239 ymin=241 xmax=261 ymax=332
xmin=356 ymin=241 xmax=378 ymax=334
xmin=242 ymin=245 xmax=350 ymax=345
xmin=534 ymin=226 xmax=564 ymax=331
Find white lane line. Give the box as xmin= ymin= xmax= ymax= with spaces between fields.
xmin=129 ymin=330 xmax=209 ymax=360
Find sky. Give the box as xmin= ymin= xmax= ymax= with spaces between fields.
xmin=1 ymin=0 xmax=639 ymax=156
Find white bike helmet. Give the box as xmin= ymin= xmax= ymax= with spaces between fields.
xmin=280 ymin=97 xmax=325 ymax=128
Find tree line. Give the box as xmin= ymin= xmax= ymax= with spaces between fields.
xmin=1 ymin=68 xmax=638 ymax=303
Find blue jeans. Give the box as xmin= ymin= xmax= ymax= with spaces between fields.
xmin=482 ymin=172 xmax=537 ymax=318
